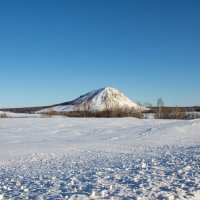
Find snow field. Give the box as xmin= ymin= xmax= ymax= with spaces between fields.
xmin=0 ymin=117 xmax=200 ymax=199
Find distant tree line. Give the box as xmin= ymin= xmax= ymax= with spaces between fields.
xmin=1 ymin=98 xmax=200 ymax=119
xmin=143 ymin=98 xmax=200 ymax=120
xmin=42 ymin=106 xmax=145 ymax=118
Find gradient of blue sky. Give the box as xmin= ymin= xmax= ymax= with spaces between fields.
xmin=0 ymin=0 xmax=199 ymax=107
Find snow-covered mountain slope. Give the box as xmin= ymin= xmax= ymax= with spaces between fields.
xmin=38 ymin=87 xmax=145 ymax=113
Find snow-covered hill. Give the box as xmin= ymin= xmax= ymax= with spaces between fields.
xmin=39 ymin=87 xmax=145 ymax=113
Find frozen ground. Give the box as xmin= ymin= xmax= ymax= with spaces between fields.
xmin=0 ymin=117 xmax=200 ymax=199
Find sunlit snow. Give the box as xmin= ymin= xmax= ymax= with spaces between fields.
xmin=0 ymin=117 xmax=199 ymax=199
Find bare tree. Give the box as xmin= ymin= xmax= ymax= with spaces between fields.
xmin=81 ymin=100 xmax=92 ymax=117
xmin=157 ymin=98 xmax=164 ymax=119
xmin=157 ymin=98 xmax=164 ymax=107
xmin=143 ymin=102 xmax=153 ymax=107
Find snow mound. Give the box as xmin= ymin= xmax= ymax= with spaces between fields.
xmin=39 ymin=87 xmax=145 ymax=113
xmin=0 ymin=111 xmax=41 ymax=118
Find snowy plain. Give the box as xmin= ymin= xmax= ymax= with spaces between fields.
xmin=0 ymin=116 xmax=200 ymax=199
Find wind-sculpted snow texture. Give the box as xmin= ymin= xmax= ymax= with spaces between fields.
xmin=0 ymin=118 xmax=200 ymax=199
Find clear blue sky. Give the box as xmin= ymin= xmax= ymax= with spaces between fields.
xmin=0 ymin=0 xmax=199 ymax=108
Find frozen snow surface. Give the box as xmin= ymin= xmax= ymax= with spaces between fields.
xmin=38 ymin=87 xmax=145 ymax=113
xmin=0 ymin=117 xmax=200 ymax=199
